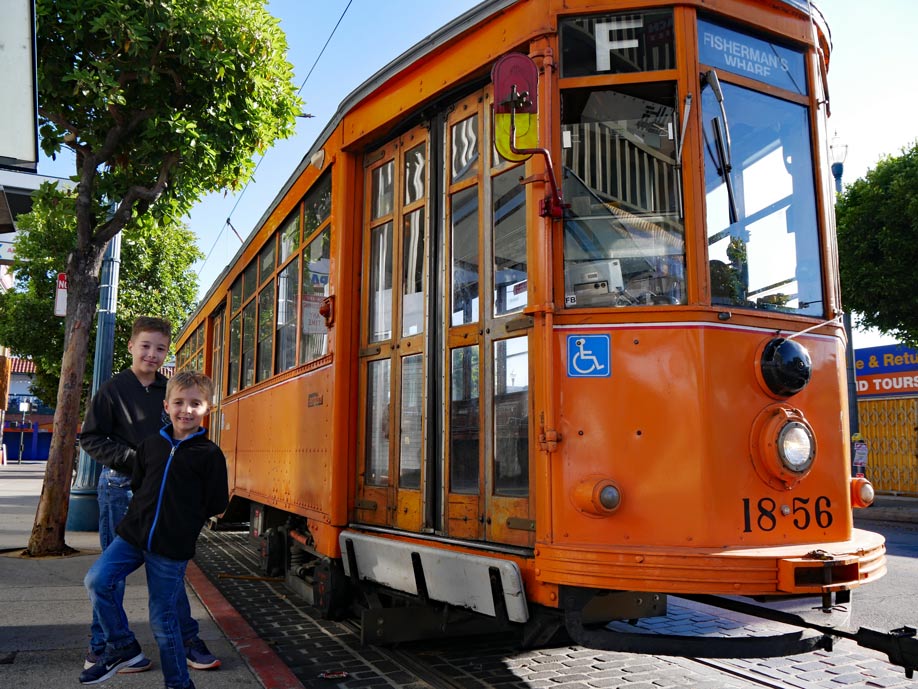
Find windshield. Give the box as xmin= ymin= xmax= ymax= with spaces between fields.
xmin=702 ymin=80 xmax=822 ymax=315
xmin=561 ymin=83 xmax=686 ymax=308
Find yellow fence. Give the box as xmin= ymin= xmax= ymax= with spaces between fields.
xmin=858 ymin=397 xmax=918 ymax=495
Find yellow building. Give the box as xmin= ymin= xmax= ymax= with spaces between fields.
xmin=855 ymin=344 xmax=918 ymax=495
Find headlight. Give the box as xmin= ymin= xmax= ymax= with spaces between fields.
xmin=777 ymin=421 xmax=815 ymax=472
xmin=751 ymin=405 xmax=817 ymax=489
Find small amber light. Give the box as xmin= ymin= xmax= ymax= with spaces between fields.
xmin=851 ymin=477 xmax=875 ymax=508
xmin=571 ymin=478 xmax=622 ymax=516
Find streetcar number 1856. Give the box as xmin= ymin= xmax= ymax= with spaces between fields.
xmin=742 ymin=496 xmax=832 ymax=532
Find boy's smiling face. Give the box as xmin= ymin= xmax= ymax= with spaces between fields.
xmin=164 ymin=384 xmax=210 ymax=440
xmin=128 ymin=330 xmax=170 ymax=381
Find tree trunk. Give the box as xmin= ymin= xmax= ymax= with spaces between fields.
xmin=24 ymin=248 xmax=103 ymax=557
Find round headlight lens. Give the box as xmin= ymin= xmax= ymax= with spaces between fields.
xmin=777 ymin=422 xmax=815 ymax=472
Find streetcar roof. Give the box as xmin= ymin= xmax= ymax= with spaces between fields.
xmin=186 ymin=0 xmax=830 ymax=335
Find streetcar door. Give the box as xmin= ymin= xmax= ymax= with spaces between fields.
xmin=357 ymin=127 xmax=429 ymax=532
xmin=444 ymin=88 xmax=534 ymax=547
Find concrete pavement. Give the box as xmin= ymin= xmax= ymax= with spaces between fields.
xmin=0 ymin=461 xmax=302 ymax=689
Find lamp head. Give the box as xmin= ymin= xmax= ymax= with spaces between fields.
xmin=830 ymin=131 xmax=848 ymax=165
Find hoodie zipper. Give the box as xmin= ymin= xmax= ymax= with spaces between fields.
xmin=146 ymin=426 xmax=206 ymax=552
xmin=147 ymin=444 xmax=178 ymax=551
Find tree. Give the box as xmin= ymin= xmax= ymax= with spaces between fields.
xmin=836 ymin=142 xmax=918 ymax=347
xmin=28 ymin=0 xmax=300 ymax=556
xmin=0 ymin=184 xmax=202 ymax=408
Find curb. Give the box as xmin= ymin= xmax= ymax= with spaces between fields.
xmin=186 ymin=560 xmax=305 ymax=689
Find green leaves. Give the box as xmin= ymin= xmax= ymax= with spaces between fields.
xmin=837 ymin=142 xmax=918 ymax=347
xmin=0 ymin=184 xmax=203 ymax=406
xmin=36 ymin=0 xmax=301 ymax=222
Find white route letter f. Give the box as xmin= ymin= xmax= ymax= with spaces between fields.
xmin=595 ymin=19 xmax=642 ymax=72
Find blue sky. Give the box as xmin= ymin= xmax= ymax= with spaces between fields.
xmin=37 ymin=1 xmax=918 ymax=346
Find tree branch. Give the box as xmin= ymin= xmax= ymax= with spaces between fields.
xmin=94 ymin=151 xmax=181 ymax=245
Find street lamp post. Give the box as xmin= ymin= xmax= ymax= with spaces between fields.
xmin=830 ymin=131 xmax=848 ymax=194
xmin=67 ymin=232 xmax=122 ymax=530
xmin=830 ymin=132 xmax=861 ymax=474
xmin=17 ymin=400 xmax=30 ymax=463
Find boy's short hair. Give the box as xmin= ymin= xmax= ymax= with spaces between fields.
xmin=131 ymin=316 xmax=172 ymax=342
xmin=166 ymin=371 xmax=215 ymax=404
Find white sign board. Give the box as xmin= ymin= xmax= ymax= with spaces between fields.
xmin=0 ymin=0 xmax=38 ymax=167
xmin=54 ymin=272 xmax=67 ymax=317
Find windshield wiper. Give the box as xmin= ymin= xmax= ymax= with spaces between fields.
xmin=704 ymin=70 xmax=739 ymax=225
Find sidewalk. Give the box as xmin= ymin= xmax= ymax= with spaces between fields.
xmin=854 ymin=492 xmax=918 ymax=525
xmin=0 ymin=461 xmax=302 ymax=689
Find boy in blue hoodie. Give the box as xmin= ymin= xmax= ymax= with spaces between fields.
xmin=80 ymin=371 xmax=228 ymax=689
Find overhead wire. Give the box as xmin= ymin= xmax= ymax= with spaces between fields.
xmin=196 ymin=0 xmax=354 ymax=278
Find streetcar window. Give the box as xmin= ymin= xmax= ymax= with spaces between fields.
xmin=561 ymin=82 xmax=686 ymax=309
xmin=399 ymin=354 xmax=423 ymax=489
xmin=365 ymin=359 xmax=390 ymax=486
xmin=230 ymin=278 xmax=242 ymax=313
xmin=259 ymin=235 xmax=276 ymax=285
xmin=278 ymin=210 xmax=300 ymax=264
xmin=256 ymin=280 xmax=275 ymax=382
xmin=404 ymin=143 xmax=426 ymax=205
xmin=371 ymin=161 xmax=394 ymax=221
xmin=493 ymin=169 xmax=527 ymax=317
xmin=702 ymin=80 xmax=822 ymax=315
xmin=303 ymin=172 xmax=331 ymax=237
xmin=228 ymin=315 xmax=241 ymax=395
xmin=241 ymin=301 xmax=256 ymax=389
xmin=494 ymin=337 xmax=528 ymax=497
xmin=275 ymin=257 xmax=298 ymax=373
xmin=450 ymin=114 xmax=479 ymax=184
xmin=300 ymin=227 xmax=331 ymax=364
xmin=560 ymin=10 xmax=674 ymax=78
xmin=242 ymin=260 xmax=257 ymax=301
xmin=451 ymin=186 xmax=479 ymax=326
xmin=450 ymin=346 xmax=480 ymax=494
xmin=210 ymin=312 xmax=224 ymax=444
xmin=402 ymin=208 xmax=425 ymax=337
xmin=368 ymin=221 xmax=393 ymax=342
xmin=178 ymin=324 xmax=205 ymax=373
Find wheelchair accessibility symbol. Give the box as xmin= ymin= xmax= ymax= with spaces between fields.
xmin=566 ymin=334 xmax=610 ymax=377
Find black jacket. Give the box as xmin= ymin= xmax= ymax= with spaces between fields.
xmin=80 ymin=369 xmax=169 ymax=476
xmin=116 ymin=426 xmax=229 ymax=561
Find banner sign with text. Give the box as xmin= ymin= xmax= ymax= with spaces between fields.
xmin=854 ymin=344 xmax=918 ymax=397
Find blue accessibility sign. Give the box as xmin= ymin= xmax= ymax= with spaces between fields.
xmin=566 ymin=334 xmax=611 ymax=377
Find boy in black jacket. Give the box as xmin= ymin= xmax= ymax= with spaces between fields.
xmin=81 ymin=317 xmax=220 ymax=673
xmin=80 ymin=371 xmax=228 ymax=689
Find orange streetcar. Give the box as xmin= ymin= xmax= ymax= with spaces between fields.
xmin=176 ymin=0 xmax=917 ymax=672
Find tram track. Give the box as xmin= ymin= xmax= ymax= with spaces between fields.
xmin=194 ymin=529 xmax=909 ymax=689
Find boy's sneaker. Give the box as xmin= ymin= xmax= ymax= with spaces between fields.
xmin=166 ymin=682 xmax=196 ymax=689
xmin=185 ymin=638 xmax=221 ymax=670
xmin=117 ymin=655 xmax=152 ymax=673
xmin=79 ymin=640 xmax=146 ymax=684
xmin=83 ymin=650 xmax=101 ymax=670
xmin=83 ymin=649 xmax=151 ymax=673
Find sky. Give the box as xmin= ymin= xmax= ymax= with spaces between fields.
xmin=35 ymin=0 xmax=918 ymax=348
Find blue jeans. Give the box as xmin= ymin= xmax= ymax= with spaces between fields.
xmin=85 ymin=536 xmax=191 ymax=689
xmin=90 ymin=468 xmax=199 ymax=654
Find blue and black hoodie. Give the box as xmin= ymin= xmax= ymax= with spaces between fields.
xmin=116 ymin=425 xmax=229 ymax=561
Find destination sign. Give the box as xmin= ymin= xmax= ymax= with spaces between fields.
xmin=698 ymin=18 xmax=806 ymax=94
